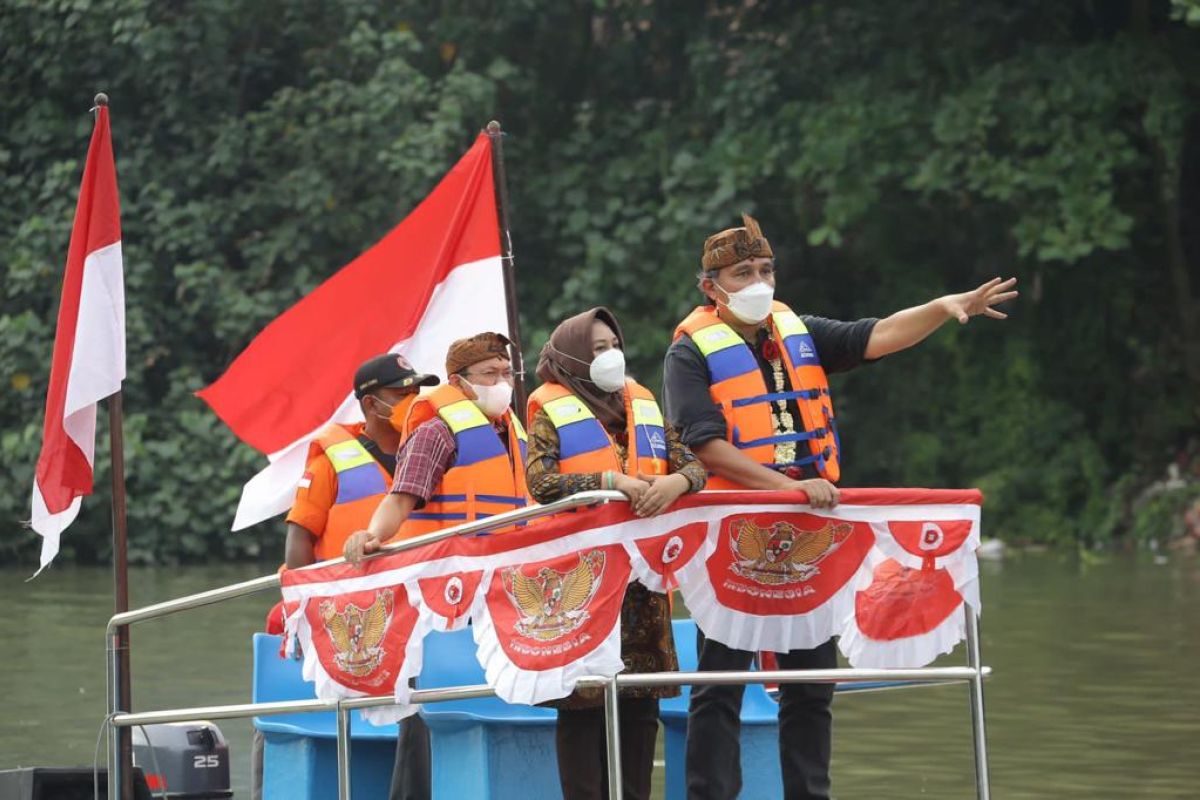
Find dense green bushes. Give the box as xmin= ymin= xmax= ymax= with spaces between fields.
xmin=2 ymin=1 xmax=1196 ymax=564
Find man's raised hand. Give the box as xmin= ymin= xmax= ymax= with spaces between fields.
xmin=941 ymin=277 xmax=1019 ymax=324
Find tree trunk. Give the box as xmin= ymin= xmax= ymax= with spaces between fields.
xmin=1155 ymin=142 xmax=1200 ymax=411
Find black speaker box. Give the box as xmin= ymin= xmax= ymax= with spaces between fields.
xmin=0 ymin=767 xmax=151 ymax=800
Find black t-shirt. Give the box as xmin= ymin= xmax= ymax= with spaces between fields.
xmin=357 ymin=434 xmax=397 ymax=478
xmin=662 ymin=315 xmax=879 ymax=459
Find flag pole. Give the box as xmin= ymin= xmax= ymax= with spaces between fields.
xmin=93 ymin=91 xmax=134 ymax=800
xmin=109 ymin=390 xmax=134 ymax=800
xmin=485 ymin=121 xmax=528 ymax=413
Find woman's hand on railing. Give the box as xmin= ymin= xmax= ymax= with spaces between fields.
xmin=632 ymin=472 xmax=691 ymax=518
xmin=611 ymin=473 xmax=652 ymax=508
xmin=343 ymin=530 xmax=383 ymax=566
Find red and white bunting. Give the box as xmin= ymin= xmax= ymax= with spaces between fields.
xmin=280 ymin=489 xmax=983 ymax=718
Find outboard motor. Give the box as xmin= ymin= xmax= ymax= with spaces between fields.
xmin=131 ymin=721 xmax=232 ymax=798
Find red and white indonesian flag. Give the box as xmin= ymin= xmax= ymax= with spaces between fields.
xmin=198 ymin=133 xmax=508 ymax=530
xmin=279 ymin=489 xmax=983 ymax=721
xmin=30 ymin=104 xmax=125 ymax=572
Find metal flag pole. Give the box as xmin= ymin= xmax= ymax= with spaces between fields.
xmin=485 ymin=120 xmax=528 ymax=413
xmin=109 ymin=388 xmax=134 ymax=800
xmin=92 ymin=91 xmax=134 ymax=800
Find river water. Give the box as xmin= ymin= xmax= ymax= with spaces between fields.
xmin=2 ymin=551 xmax=1197 ymax=798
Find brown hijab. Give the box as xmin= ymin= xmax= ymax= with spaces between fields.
xmin=536 ymin=307 xmax=627 ymax=433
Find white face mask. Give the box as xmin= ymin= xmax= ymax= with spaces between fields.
xmin=466 ymin=380 xmax=513 ymax=419
xmin=589 ymin=348 xmax=627 ymax=393
xmin=717 ymin=281 xmax=775 ymax=325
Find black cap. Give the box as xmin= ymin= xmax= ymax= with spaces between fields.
xmin=353 ymin=353 xmax=439 ymax=399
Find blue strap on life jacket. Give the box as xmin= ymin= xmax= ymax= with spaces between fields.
xmin=407 ymin=511 xmax=469 ymax=521
xmin=766 ymin=444 xmax=835 ymax=471
xmin=428 ymin=494 xmax=525 ymax=506
xmin=730 ymin=388 xmax=830 ymax=408
xmin=733 ymin=428 xmax=829 ymax=450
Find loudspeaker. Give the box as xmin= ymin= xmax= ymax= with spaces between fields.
xmin=0 ymin=767 xmax=151 ymax=800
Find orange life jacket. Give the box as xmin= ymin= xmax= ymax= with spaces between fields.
xmin=674 ymin=301 xmax=840 ymax=487
xmin=395 ymin=385 xmax=530 ymax=540
xmin=310 ymin=424 xmax=392 ymax=561
xmin=527 ymin=378 xmax=669 ymax=477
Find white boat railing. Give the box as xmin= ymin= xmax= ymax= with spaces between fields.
xmin=104 ymin=490 xmax=993 ymax=800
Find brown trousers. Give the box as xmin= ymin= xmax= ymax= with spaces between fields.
xmin=555 ymin=698 xmax=660 ymax=800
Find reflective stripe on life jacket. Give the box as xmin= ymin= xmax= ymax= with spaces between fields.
xmin=674 ymin=301 xmax=840 ymax=487
xmin=396 ymin=385 xmax=530 ymax=540
xmin=311 ymin=424 xmax=391 ymax=561
xmin=527 ymin=378 xmax=669 ymax=477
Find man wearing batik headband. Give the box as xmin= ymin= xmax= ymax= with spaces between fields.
xmin=342 ymin=332 xmax=531 ymax=800
xmin=666 ymin=214 xmax=1017 ymax=800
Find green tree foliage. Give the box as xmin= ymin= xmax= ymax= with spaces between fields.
xmin=1 ymin=0 xmax=1196 ymax=563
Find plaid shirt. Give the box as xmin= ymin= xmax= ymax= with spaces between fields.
xmin=390 ymin=418 xmax=457 ymax=507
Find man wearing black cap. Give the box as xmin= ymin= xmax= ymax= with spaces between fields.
xmin=282 ymin=353 xmax=440 ymax=568
xmin=253 ymin=353 xmax=438 ymax=800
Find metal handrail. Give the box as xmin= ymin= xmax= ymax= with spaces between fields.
xmin=107 ymin=666 xmax=994 ymax=728
xmin=105 ymin=490 xmax=627 ymax=634
xmin=105 ymin=490 xmax=993 ymax=800
xmin=966 ymin=597 xmax=991 ymax=799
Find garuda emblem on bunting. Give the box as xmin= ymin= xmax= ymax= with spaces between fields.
xmin=319 ymin=589 xmax=394 ymax=677
xmin=731 ymin=518 xmax=853 ymax=585
xmin=503 ymin=550 xmax=605 ymax=641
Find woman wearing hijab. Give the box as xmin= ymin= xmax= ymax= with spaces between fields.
xmin=526 ymin=307 xmax=706 ymax=800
